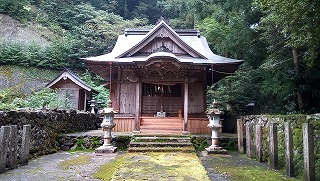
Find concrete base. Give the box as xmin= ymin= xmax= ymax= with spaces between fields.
xmin=205 ymin=146 xmax=228 ymax=154
xmin=131 ymin=131 xmax=141 ymax=136
xmin=181 ymin=131 xmax=190 ymax=135
xmin=95 ymin=145 xmax=117 ymax=153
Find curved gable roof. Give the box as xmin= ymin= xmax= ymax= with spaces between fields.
xmin=116 ymin=20 xmax=207 ymax=59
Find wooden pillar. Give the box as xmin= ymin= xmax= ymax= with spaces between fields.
xmin=0 ymin=126 xmax=10 ymax=173
xmin=303 ymin=123 xmax=315 ymax=181
xmin=21 ymin=124 xmax=31 ymax=165
xmin=237 ymin=119 xmax=244 ymax=153
xmin=116 ymin=67 xmax=122 ymax=111
xmin=246 ymin=122 xmax=254 ymax=158
xmin=284 ymin=122 xmax=294 ymax=177
xmin=255 ymin=125 xmax=262 ymax=162
xmin=135 ymin=82 xmax=141 ymax=131
xmin=269 ymin=123 xmax=278 ymax=170
xmin=8 ymin=125 xmax=18 ymax=169
xmin=183 ymin=81 xmax=189 ymax=131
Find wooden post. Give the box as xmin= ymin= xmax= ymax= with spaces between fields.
xmin=246 ymin=122 xmax=254 ymax=158
xmin=303 ymin=123 xmax=315 ymax=181
xmin=20 ymin=124 xmax=31 ymax=165
xmin=255 ymin=125 xmax=262 ymax=162
xmin=0 ymin=126 xmax=10 ymax=173
xmin=183 ymin=81 xmax=189 ymax=131
xmin=135 ymin=82 xmax=141 ymax=131
xmin=284 ymin=122 xmax=294 ymax=177
xmin=237 ymin=119 xmax=244 ymax=153
xmin=7 ymin=125 xmax=18 ymax=169
xmin=269 ymin=123 xmax=278 ymax=170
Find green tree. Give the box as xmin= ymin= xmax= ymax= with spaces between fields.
xmin=256 ymin=0 xmax=320 ymax=112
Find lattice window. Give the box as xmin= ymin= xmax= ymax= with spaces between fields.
xmin=142 ymin=83 xmax=181 ymax=97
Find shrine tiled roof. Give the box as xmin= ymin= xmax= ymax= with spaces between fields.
xmin=82 ymin=20 xmax=243 ymax=66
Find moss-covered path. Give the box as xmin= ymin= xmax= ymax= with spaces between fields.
xmin=0 ymin=151 xmax=302 ymax=181
xmin=198 ymin=151 xmax=300 ymax=181
xmin=95 ymin=152 xmax=210 ymax=181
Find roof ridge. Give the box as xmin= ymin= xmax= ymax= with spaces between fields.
xmin=116 ymin=20 xmax=208 ymax=59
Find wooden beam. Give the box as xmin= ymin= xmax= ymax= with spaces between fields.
xmin=183 ymin=80 xmax=188 ymax=131
xmin=135 ymin=82 xmax=141 ymax=131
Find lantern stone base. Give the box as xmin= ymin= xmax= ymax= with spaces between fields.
xmin=95 ymin=145 xmax=117 ymax=153
xmin=205 ymin=146 xmax=227 ymax=154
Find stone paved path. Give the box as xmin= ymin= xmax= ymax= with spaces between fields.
xmin=0 ymin=151 xmax=119 ymax=181
xmin=198 ymin=151 xmax=269 ymax=181
xmin=0 ymin=150 xmax=287 ymax=181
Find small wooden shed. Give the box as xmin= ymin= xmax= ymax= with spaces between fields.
xmin=46 ymin=69 xmax=98 ymax=111
xmin=83 ymin=20 xmax=243 ymax=134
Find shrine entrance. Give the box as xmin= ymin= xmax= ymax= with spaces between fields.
xmin=141 ymin=83 xmax=183 ymax=117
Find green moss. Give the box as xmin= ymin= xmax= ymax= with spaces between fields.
xmin=58 ymin=155 xmax=90 ymax=170
xmin=218 ymin=166 xmax=299 ymax=181
xmin=210 ymin=153 xmax=299 ymax=181
xmin=67 ymin=149 xmax=94 ymax=154
xmin=101 ymin=152 xmax=210 ymax=181
xmin=93 ymin=155 xmax=125 ymax=181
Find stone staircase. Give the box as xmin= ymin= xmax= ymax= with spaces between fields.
xmin=139 ymin=117 xmax=183 ymax=134
xmin=128 ymin=134 xmax=195 ymax=152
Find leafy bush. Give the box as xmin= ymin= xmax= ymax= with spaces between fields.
xmin=81 ymin=70 xmax=109 ymax=106
xmin=191 ymin=136 xmax=209 ymax=151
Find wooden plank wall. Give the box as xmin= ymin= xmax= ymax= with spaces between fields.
xmin=188 ymin=118 xmax=211 ymax=134
xmin=119 ymin=83 xmax=136 ymax=114
xmin=113 ymin=117 xmax=135 ymax=132
xmin=188 ymin=82 xmax=204 ymax=114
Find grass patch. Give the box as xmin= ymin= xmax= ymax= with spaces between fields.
xmin=58 ymin=155 xmax=90 ymax=170
xmin=93 ymin=155 xmax=125 ymax=181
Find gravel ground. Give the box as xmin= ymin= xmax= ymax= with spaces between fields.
xmin=0 ymin=151 xmax=120 ymax=181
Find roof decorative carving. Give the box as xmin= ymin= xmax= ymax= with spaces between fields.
xmin=153 ymin=45 xmax=172 ymax=53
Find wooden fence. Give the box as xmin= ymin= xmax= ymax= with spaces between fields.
xmin=237 ymin=119 xmax=317 ymax=181
xmin=0 ymin=124 xmax=31 ymax=173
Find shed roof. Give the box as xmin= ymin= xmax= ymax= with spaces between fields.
xmin=46 ymin=69 xmax=98 ymax=94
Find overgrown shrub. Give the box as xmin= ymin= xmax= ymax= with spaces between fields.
xmin=191 ymin=136 xmax=209 ymax=151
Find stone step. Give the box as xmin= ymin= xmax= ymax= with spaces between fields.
xmin=127 ymin=146 xmax=195 ymax=153
xmin=139 ymin=130 xmax=183 ymax=134
xmin=128 ymin=134 xmax=195 ymax=152
xmin=140 ymin=122 xmax=183 ymax=126
xmin=129 ymin=141 xmax=193 ymax=147
xmin=133 ymin=136 xmax=191 ymax=142
xmin=140 ymin=124 xmax=182 ymax=128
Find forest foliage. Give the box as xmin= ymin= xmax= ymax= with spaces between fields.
xmin=0 ymin=0 xmax=320 ymax=114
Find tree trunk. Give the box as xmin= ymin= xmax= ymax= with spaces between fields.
xmin=293 ymin=48 xmax=303 ymax=110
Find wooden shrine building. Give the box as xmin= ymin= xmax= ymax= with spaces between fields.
xmin=83 ymin=20 xmax=243 ymax=134
xmin=46 ymin=69 xmax=98 ymax=111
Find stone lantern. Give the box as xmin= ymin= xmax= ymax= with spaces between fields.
xmin=205 ymin=100 xmax=227 ymax=154
xmin=95 ymin=99 xmax=117 ymax=153
xmin=89 ymin=99 xmax=96 ymax=114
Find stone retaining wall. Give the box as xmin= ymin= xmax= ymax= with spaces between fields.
xmin=0 ymin=110 xmax=100 ymax=157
